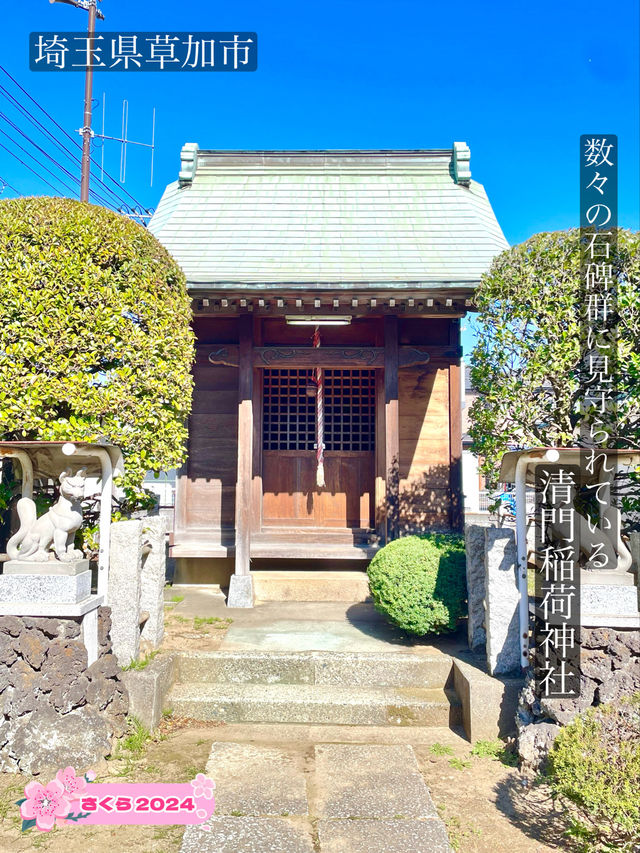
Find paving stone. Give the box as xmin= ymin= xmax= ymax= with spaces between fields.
xmin=206 ymin=742 xmax=308 ymax=816
xmin=313 ymin=744 xmax=437 ymax=819
xmin=318 ymin=818 xmax=452 ymax=853
xmin=181 ymin=817 xmax=315 ymax=853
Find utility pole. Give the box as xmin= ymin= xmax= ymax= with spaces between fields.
xmin=50 ymin=0 xmax=104 ymax=201
xmin=80 ymin=0 xmax=97 ymax=202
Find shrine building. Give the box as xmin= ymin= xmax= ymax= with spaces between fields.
xmin=149 ymin=145 xmax=507 ymax=600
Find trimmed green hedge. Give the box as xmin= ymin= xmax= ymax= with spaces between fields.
xmin=367 ymin=534 xmax=466 ymax=635
xmin=0 ymin=197 xmax=194 ymax=494
xmin=547 ymin=693 xmax=640 ymax=852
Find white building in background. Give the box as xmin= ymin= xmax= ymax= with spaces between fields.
xmin=461 ymin=364 xmax=488 ymax=516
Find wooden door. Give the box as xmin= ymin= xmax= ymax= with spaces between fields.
xmin=261 ymin=368 xmax=375 ymax=530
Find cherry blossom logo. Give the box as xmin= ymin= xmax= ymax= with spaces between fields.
xmin=16 ymin=768 xmax=93 ymax=832
xmin=190 ymin=774 xmax=215 ymax=832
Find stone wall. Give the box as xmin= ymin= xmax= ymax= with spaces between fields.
xmin=0 ymin=607 xmax=128 ymax=775
xmin=517 ymin=626 xmax=640 ymax=770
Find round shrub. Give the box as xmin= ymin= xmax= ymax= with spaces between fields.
xmin=367 ymin=534 xmax=466 ymax=635
xmin=0 ymin=197 xmax=194 ymax=493
xmin=547 ymin=693 xmax=640 ymax=852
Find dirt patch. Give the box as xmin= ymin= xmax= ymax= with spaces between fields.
xmin=0 ymin=712 xmax=577 ymax=853
xmin=414 ymin=742 xmax=574 ymax=852
xmin=160 ymin=609 xmax=232 ymax=653
xmin=0 ymin=717 xmax=221 ymax=853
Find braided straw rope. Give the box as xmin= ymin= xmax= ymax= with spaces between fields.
xmin=312 ymin=326 xmax=325 ymax=488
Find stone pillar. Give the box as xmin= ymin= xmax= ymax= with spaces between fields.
xmin=464 ymin=523 xmax=487 ymax=650
xmin=484 ymin=526 xmax=521 ymax=675
xmin=108 ymin=519 xmax=143 ymax=666
xmin=229 ymin=313 xmax=255 ymax=608
xmin=139 ymin=516 xmax=167 ymax=649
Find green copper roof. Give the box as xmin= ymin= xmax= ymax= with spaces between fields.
xmin=149 ymin=146 xmax=508 ymax=289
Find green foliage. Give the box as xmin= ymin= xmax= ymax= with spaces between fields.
xmin=469 ymin=229 xmax=640 ymax=493
xmin=448 ymin=757 xmax=470 ymax=771
xmin=120 ymin=716 xmax=152 ymax=756
xmin=0 ymin=197 xmax=194 ymax=494
xmin=122 ymin=650 xmax=160 ymax=671
xmin=429 ymin=742 xmax=454 ymax=756
xmin=547 ymin=693 xmax=640 ymax=852
xmin=168 ymin=594 xmax=184 ymax=603
xmin=367 ymin=534 xmax=466 ymax=635
xmin=470 ymin=738 xmax=519 ymax=766
xmin=193 ymin=615 xmax=232 ymax=630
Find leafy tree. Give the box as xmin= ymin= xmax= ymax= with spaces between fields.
xmin=0 ymin=197 xmax=194 ymax=499
xmin=469 ymin=229 xmax=640 ymax=505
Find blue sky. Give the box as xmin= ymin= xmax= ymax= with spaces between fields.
xmin=0 ymin=1 xmax=638 ymax=352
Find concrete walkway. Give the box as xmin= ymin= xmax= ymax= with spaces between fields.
xmin=165 ymin=589 xmax=469 ymax=657
xmin=181 ymin=741 xmax=452 ymax=853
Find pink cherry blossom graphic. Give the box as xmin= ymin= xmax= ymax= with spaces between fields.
xmin=55 ymin=766 xmax=88 ymax=801
xmin=190 ymin=773 xmax=215 ymax=800
xmin=196 ymin=808 xmax=207 ymax=819
xmin=20 ymin=779 xmax=71 ymax=832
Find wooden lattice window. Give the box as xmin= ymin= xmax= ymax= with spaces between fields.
xmin=263 ymin=368 xmax=375 ymax=452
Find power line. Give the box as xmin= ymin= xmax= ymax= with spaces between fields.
xmin=0 ymin=82 xmax=135 ymax=210
xmin=0 ymin=127 xmax=77 ymax=196
xmin=0 ymin=110 xmax=117 ymax=208
xmin=0 ymin=63 xmax=149 ymax=211
xmin=0 ymin=83 xmax=82 ymax=171
xmin=0 ymin=138 xmax=68 ymax=196
xmin=0 ymin=173 xmax=23 ymax=196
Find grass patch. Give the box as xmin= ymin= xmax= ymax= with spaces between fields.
xmin=429 ymin=742 xmax=454 ymax=756
xmin=121 ymin=716 xmax=152 ymax=756
xmin=121 ymin=650 xmax=160 ymax=672
xmin=171 ymin=615 xmax=190 ymax=624
xmin=230 ymin=810 xmax=247 ymax=817
xmin=169 ymin=594 xmax=185 ymax=603
xmin=193 ymin=616 xmax=233 ymax=630
xmin=471 ymin=738 xmax=518 ymax=767
xmin=448 ymin=757 xmax=471 ymax=771
xmin=182 ymin=764 xmax=202 ymax=782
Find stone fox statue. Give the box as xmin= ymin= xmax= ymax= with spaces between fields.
xmin=7 ymin=469 xmax=87 ymax=562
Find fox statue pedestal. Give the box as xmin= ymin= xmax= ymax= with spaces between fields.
xmin=0 ymin=560 xmax=92 ymax=604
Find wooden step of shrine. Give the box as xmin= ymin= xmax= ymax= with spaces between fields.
xmin=251 ymin=570 xmax=371 ymax=602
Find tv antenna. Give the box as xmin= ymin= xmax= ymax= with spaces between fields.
xmin=96 ymin=94 xmax=156 ymax=187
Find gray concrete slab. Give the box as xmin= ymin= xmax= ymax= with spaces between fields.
xmin=181 ymin=816 xmax=315 ymax=853
xmin=220 ymin=618 xmax=432 ymax=653
xmin=313 ymin=744 xmax=437 ymax=819
xmin=317 ymin=818 xmax=453 ymax=853
xmin=205 ymin=742 xmax=308 ymax=816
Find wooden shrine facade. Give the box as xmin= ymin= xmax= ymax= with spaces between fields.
xmin=148 ymin=146 xmax=508 ymax=584
xmin=172 ymin=292 xmax=466 ymax=580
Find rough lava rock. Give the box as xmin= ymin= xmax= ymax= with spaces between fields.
xmin=11 ymin=705 xmax=113 ymax=776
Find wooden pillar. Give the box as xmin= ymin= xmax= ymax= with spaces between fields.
xmin=234 ymin=313 xmax=253 ymax=577
xmin=384 ymin=316 xmax=400 ymax=541
xmin=374 ymin=370 xmax=387 ymax=542
xmin=448 ymin=318 xmax=463 ymax=532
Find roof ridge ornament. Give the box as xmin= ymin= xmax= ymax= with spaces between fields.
xmin=179 ymin=142 xmax=199 ymax=186
xmin=452 ymin=141 xmax=471 ymax=186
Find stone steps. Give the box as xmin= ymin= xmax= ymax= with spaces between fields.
xmin=252 ymin=570 xmax=371 ymax=602
xmin=168 ymin=681 xmax=462 ymax=727
xmin=174 ymin=649 xmax=454 ymax=689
